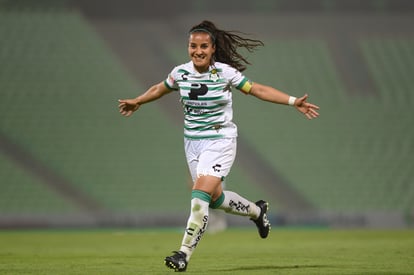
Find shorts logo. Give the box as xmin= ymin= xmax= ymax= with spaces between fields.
xmin=212 ymin=164 xmax=222 ymax=172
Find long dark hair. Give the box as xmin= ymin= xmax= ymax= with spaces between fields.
xmin=189 ymin=20 xmax=264 ymax=72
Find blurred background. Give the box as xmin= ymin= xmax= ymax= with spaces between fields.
xmin=0 ymin=0 xmax=413 ymax=229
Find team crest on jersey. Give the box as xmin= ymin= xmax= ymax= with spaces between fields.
xmin=209 ymin=68 xmax=219 ymax=82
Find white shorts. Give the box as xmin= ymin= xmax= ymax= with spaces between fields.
xmin=185 ymin=138 xmax=237 ymax=183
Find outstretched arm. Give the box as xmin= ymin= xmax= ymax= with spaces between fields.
xmin=248 ymin=82 xmax=320 ymax=120
xmin=118 ymin=82 xmax=172 ymax=117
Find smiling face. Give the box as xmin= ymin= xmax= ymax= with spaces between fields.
xmin=188 ymin=32 xmax=215 ymax=73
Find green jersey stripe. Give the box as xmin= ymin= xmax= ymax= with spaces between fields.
xmin=185 ymin=103 xmax=227 ymax=110
xmin=184 ymin=124 xmax=221 ymax=131
xmin=181 ymin=95 xmax=224 ymax=101
xmin=183 ymin=119 xmax=225 ymax=126
xmin=184 ymin=111 xmax=224 ymax=118
xmin=176 ymin=79 xmax=227 ymax=84
xmin=184 ymin=133 xmax=225 ymax=140
xmin=179 ymin=85 xmax=226 ymax=91
xmin=177 ymin=69 xmax=191 ymax=74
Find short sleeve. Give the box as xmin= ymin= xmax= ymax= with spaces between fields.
xmin=164 ymin=67 xmax=180 ymax=91
xmin=224 ymin=64 xmax=253 ymax=94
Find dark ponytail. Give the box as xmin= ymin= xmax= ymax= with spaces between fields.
xmin=189 ymin=20 xmax=264 ymax=72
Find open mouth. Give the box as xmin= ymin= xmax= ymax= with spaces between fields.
xmin=193 ymin=56 xmax=205 ymax=62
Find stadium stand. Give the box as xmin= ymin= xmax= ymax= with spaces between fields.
xmin=0 ymin=0 xmax=413 ymax=227
xmin=0 ymin=152 xmax=78 ymax=213
xmin=0 ymin=3 xmax=190 ymax=220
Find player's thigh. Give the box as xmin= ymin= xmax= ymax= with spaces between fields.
xmin=197 ymin=138 xmax=236 ymax=179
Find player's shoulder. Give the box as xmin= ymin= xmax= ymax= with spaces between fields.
xmin=214 ymin=62 xmax=240 ymax=74
xmin=213 ymin=62 xmax=234 ymax=71
xmin=171 ymin=61 xmax=193 ymax=74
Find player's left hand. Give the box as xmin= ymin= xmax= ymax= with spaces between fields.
xmin=294 ymin=94 xmax=320 ymax=120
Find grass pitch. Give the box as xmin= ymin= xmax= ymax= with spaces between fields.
xmin=0 ymin=228 xmax=413 ymax=274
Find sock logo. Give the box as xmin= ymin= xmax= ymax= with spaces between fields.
xmin=191 ymin=215 xmax=209 ymax=249
xmin=229 ymin=200 xmax=250 ymax=214
xmin=186 ymin=227 xmax=195 ymax=236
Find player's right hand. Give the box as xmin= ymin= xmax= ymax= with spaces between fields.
xmin=118 ymin=99 xmax=140 ymax=117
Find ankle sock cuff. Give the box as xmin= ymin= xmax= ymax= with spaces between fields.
xmin=191 ymin=190 xmax=211 ymax=203
xmin=209 ymin=192 xmax=225 ymax=209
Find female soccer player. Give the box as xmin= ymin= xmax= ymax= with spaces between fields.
xmin=118 ymin=20 xmax=319 ymax=272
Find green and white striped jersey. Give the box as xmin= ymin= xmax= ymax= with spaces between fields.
xmin=164 ymin=61 xmax=252 ymax=140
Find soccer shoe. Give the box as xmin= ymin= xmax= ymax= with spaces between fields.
xmin=251 ymin=200 xmax=271 ymax=238
xmin=164 ymin=251 xmax=188 ymax=272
